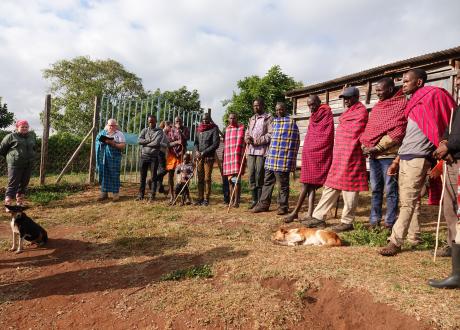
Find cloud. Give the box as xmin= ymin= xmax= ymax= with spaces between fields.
xmin=0 ymin=0 xmax=459 ymax=134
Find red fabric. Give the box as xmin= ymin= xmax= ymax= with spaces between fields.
xmin=360 ymin=89 xmax=407 ymax=147
xmin=428 ymin=177 xmax=441 ymax=206
xmin=405 ymin=86 xmax=456 ymax=147
xmin=197 ymin=122 xmax=217 ymax=132
xmin=15 ymin=120 xmax=29 ymax=127
xmin=223 ymin=124 xmax=246 ymax=176
xmin=325 ymin=102 xmax=369 ymax=191
xmin=300 ymin=104 xmax=334 ymax=185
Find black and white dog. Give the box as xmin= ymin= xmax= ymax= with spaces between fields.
xmin=6 ymin=205 xmax=48 ymax=253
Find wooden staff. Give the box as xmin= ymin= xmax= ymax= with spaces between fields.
xmin=434 ymin=107 xmax=455 ymax=262
xmin=227 ymin=148 xmax=247 ymax=213
xmin=171 ymin=159 xmax=198 ymax=205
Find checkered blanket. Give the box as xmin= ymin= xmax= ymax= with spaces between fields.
xmin=325 ymin=102 xmax=369 ymax=191
xmin=360 ymin=89 xmax=407 ymax=147
xmin=265 ymin=116 xmax=300 ymax=173
xmin=223 ymin=124 xmax=246 ymax=176
xmin=405 ymin=86 xmax=456 ymax=147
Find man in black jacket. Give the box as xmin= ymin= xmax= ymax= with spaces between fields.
xmin=137 ymin=115 xmax=168 ymax=201
xmin=429 ymin=70 xmax=460 ymax=289
xmin=194 ymin=113 xmax=220 ymax=206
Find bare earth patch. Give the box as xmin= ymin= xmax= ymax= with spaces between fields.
xmin=0 ymin=181 xmax=458 ymax=329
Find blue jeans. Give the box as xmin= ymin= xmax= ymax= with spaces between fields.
xmin=369 ymin=158 xmax=399 ymax=226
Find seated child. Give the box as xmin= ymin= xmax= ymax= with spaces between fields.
xmin=174 ymin=153 xmax=194 ymax=205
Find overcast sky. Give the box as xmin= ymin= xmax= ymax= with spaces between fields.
xmin=1 ymin=0 xmax=459 ymax=134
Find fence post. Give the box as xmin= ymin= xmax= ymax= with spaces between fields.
xmin=39 ymin=94 xmax=51 ymax=185
xmin=88 ymin=95 xmax=100 ymax=184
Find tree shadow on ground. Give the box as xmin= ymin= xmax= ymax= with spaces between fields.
xmin=1 ymin=246 xmax=249 ymax=301
xmin=0 ymin=235 xmax=188 ymax=270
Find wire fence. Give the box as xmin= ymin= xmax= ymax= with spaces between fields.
xmin=99 ymin=95 xmax=202 ymax=183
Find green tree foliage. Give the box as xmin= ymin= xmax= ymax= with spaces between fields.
xmin=0 ymin=97 xmax=14 ymax=129
xmin=43 ymin=56 xmax=144 ymax=135
xmin=223 ymin=65 xmax=302 ymax=126
xmin=148 ymin=86 xmax=202 ymax=115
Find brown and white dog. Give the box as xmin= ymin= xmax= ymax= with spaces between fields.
xmin=272 ymin=227 xmax=342 ymax=247
xmin=6 ymin=205 xmax=48 ymax=254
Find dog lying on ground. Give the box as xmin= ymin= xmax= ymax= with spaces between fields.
xmin=6 ymin=205 xmax=48 ymax=253
xmin=272 ymin=227 xmax=342 ymax=247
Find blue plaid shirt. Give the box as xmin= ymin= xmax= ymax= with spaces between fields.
xmin=265 ymin=116 xmax=300 ymax=172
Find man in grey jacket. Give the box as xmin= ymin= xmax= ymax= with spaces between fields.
xmin=137 ymin=115 xmax=169 ymax=201
xmin=245 ymin=97 xmax=273 ymax=209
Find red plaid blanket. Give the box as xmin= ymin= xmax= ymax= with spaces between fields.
xmin=223 ymin=124 xmax=246 ymax=176
xmin=405 ymin=86 xmax=456 ymax=147
xmin=325 ymin=102 xmax=369 ymax=191
xmin=360 ymin=89 xmax=407 ymax=147
xmin=300 ymin=104 xmax=334 ymax=185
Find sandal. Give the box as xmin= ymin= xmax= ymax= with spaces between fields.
xmin=379 ymin=242 xmax=401 ymax=256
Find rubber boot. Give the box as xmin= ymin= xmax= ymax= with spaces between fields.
xmin=429 ymin=243 xmax=460 ymax=289
xmin=248 ymin=189 xmax=258 ymax=210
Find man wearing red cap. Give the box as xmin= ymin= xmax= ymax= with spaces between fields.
xmin=0 ymin=120 xmax=37 ymax=207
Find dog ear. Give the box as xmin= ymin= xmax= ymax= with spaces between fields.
xmin=5 ymin=205 xmax=27 ymax=213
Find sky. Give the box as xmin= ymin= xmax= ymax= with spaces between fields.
xmin=1 ymin=0 xmax=459 ymax=134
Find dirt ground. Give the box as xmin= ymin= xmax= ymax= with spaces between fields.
xmin=0 ymin=182 xmax=458 ymax=329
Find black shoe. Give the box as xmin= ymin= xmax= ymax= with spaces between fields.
xmin=135 ymin=194 xmax=144 ymax=201
xmin=302 ymin=217 xmax=326 ymax=228
xmin=277 ymin=208 xmax=289 ymax=216
xmin=202 ymin=200 xmax=209 ymax=206
xmin=330 ymin=223 xmax=354 ymax=233
xmin=252 ymin=202 xmax=269 ymax=213
xmin=432 ymin=246 xmax=452 ymax=258
xmin=429 ymin=243 xmax=460 ymax=289
xmin=193 ymin=200 xmax=203 ymax=206
xmin=248 ymin=201 xmax=258 ymax=210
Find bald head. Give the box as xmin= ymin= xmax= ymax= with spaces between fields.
xmin=307 ymin=94 xmax=321 ymax=113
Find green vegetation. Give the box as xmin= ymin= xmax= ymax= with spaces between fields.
xmin=339 ymin=222 xmax=391 ymax=247
xmin=160 ymin=264 xmax=213 ymax=281
xmin=222 ymin=65 xmax=302 ymax=125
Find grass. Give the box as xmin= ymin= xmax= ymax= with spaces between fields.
xmin=0 ymin=176 xmax=459 ymax=329
xmin=160 ymin=264 xmax=213 ymax=281
xmin=11 ymin=182 xmax=88 ymax=205
xmin=340 ymin=222 xmax=390 ymax=247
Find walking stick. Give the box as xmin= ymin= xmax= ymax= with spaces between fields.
xmin=434 ymin=107 xmax=455 ymax=262
xmin=171 ymin=158 xmax=198 ymax=205
xmin=227 ymin=148 xmax=247 ymax=213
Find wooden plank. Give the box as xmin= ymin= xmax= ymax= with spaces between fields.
xmin=365 ymin=80 xmax=372 ymax=104
xmin=39 ymin=94 xmax=51 ymax=185
xmin=325 ymin=90 xmax=329 ymax=104
xmin=88 ymin=95 xmax=100 ymax=184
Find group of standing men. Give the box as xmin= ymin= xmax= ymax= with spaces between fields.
xmin=223 ymin=69 xmax=459 ymax=256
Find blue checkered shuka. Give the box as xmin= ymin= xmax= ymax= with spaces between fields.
xmin=265 ymin=116 xmax=300 ymax=173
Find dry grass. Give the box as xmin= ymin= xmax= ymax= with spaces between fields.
xmin=0 ymin=174 xmax=459 ymax=329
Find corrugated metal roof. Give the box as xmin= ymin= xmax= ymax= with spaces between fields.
xmin=286 ymin=45 xmax=460 ymax=97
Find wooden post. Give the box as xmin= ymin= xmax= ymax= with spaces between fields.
xmin=39 ymin=94 xmax=51 ymax=185
xmin=325 ymin=90 xmax=330 ymax=105
xmin=88 ymin=96 xmax=100 ymax=183
xmin=365 ymin=80 xmax=372 ymax=104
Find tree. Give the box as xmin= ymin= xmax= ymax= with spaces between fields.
xmin=0 ymin=97 xmax=14 ymax=129
xmin=223 ymin=65 xmax=302 ymax=126
xmin=148 ymin=86 xmax=202 ymax=114
xmin=43 ymin=56 xmax=144 ymax=135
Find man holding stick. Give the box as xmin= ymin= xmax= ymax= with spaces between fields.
xmin=223 ymin=113 xmax=246 ymax=208
xmin=380 ymin=69 xmax=457 ymax=256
